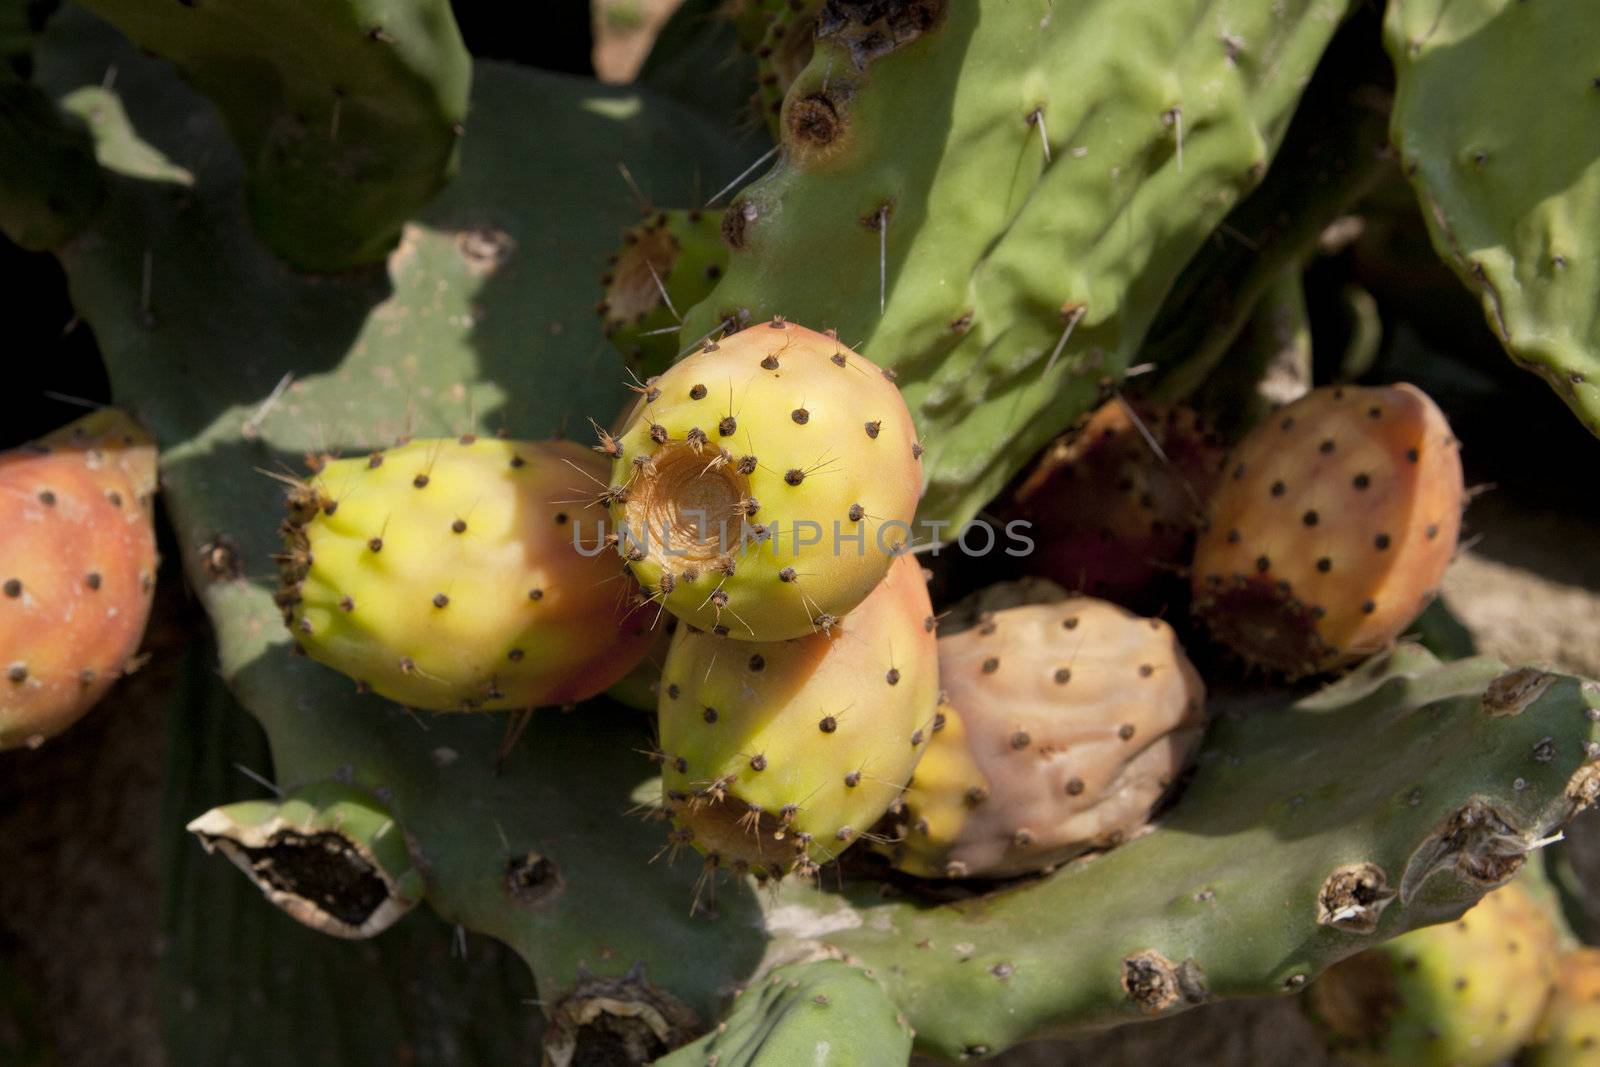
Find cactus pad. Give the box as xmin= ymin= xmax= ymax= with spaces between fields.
xmin=74 ymin=0 xmax=470 ymax=270
xmin=1386 ymin=0 xmax=1600 ymax=438
xmin=600 ymin=208 xmax=727 ymax=379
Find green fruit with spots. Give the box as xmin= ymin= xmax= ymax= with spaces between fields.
xmin=1306 ymin=880 xmax=1559 ymax=1066
xmin=658 ymin=553 xmax=938 ymax=880
xmin=607 ymin=320 xmax=923 ymax=642
xmin=278 ymin=437 xmax=658 ymax=712
xmin=599 ymin=207 xmax=727 ymax=379
xmin=878 ymin=582 xmax=1205 ymax=879
xmin=1192 ymin=383 xmax=1464 ymax=678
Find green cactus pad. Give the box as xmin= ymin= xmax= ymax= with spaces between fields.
xmin=0 ymin=69 xmax=103 ymax=250
xmin=41 ymin=7 xmax=1600 ymax=1063
xmin=656 ymin=959 xmax=913 ymax=1067
xmin=74 ymin=0 xmax=470 ymax=271
xmin=600 ymin=207 xmax=727 ymax=380
xmin=682 ymin=0 xmax=1349 ymax=528
xmin=1386 ymin=0 xmax=1600 ymax=437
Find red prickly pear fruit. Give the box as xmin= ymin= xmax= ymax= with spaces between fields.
xmin=1002 ymin=399 xmax=1225 ymax=611
xmin=1 ymin=409 xmax=159 ymax=750
xmin=1191 ymin=383 xmax=1464 ymax=678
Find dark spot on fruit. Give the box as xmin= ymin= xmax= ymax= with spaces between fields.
xmin=1375 ymin=534 xmax=1391 ymax=550
xmin=779 ymin=567 xmax=797 ymax=582
xmin=761 ymin=354 xmax=780 ymax=370
xmin=1303 ymin=511 xmax=1318 ymax=527
xmin=86 ymin=572 xmax=102 ymax=590
xmin=982 ymin=657 xmax=1000 ymax=673
xmin=1362 ymin=599 xmax=1376 ymax=614
xmin=338 ymin=596 xmax=354 ymax=612
xmin=555 ymin=513 xmax=569 ymax=525
xmin=7 ymin=663 xmax=26 ymax=683
xmin=748 ymin=654 xmax=765 ymax=672
xmin=368 ymin=537 xmax=383 ymax=552
xmin=703 ymin=707 xmax=718 ymax=723
xmin=1319 ymin=439 xmax=1334 ymax=454
xmin=1406 ymin=447 xmax=1420 ymax=463
xmin=1256 ymin=555 xmax=1270 ymax=573
xmin=785 ymin=469 xmax=805 ymax=485
xmin=529 ymin=588 xmax=544 ymax=601
xmin=414 ymin=474 xmax=429 ymax=488
xmin=433 ymin=593 xmax=449 ymax=608
xmin=1270 ymin=481 xmax=1285 ymax=497
xmin=1119 ymin=723 xmax=1136 ymax=740
xmin=689 ymin=383 xmax=707 ymax=400
xmin=509 ymin=455 xmax=525 ymax=468
xmin=718 ymin=416 xmax=737 ymax=436
xmin=452 ymin=518 xmax=467 ymax=533
xmin=1353 ymin=473 xmax=1370 ymax=490
xmin=1426 ymin=523 xmax=1440 ymax=539
xmin=750 ymin=754 xmax=767 ymax=771
xmin=1226 ymin=529 xmax=1240 ymax=543
xmin=1062 ymin=616 xmax=1079 ymax=630
xmin=37 ymin=491 xmax=55 ymax=506
xmin=844 ymin=771 xmax=860 ymax=787
xmin=865 ymin=421 xmax=882 ymax=439
xmin=1368 ymin=406 xmax=1381 ymax=419
xmin=736 ymin=455 xmax=758 ymax=475
xmin=1055 ymin=668 xmax=1071 ymax=684
xmin=666 ymin=683 xmax=680 ymax=699
xmin=1316 ymin=557 xmax=1331 ymax=573
xmin=820 ymin=715 xmax=838 ymax=733
xmin=912 ymin=442 xmax=925 ymax=460
xmin=849 ymin=503 xmax=865 ymax=522
xmin=2 ymin=579 xmax=20 ymax=598
xmin=886 ymin=668 xmax=900 ymax=685
xmin=792 ymin=408 xmax=810 ymax=425
xmin=1138 ymin=664 xmax=1154 ymax=677
xmin=1066 ymin=778 xmax=1085 ymax=796
xmin=831 ymin=353 xmax=847 ymax=367
xmin=508 ymin=648 xmax=524 ymax=662
xmin=1010 ymin=730 xmax=1030 ymax=749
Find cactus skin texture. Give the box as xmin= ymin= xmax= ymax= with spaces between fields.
xmin=682 ymin=0 xmax=1350 ymax=530
xmin=879 ymin=583 xmax=1205 ymax=879
xmin=0 ymin=409 xmax=158 ymax=750
xmin=73 ymin=0 xmax=470 ymax=271
xmin=1386 ymin=0 xmax=1600 ymax=438
xmin=599 ymin=208 xmax=727 ymax=379
xmin=187 ymin=781 xmax=425 ymax=939
xmin=1191 ymin=383 xmax=1464 ymax=678
xmin=1001 ymin=400 xmax=1225 ymax=611
xmin=748 ymin=1 xmax=820 ymax=138
xmin=657 ymin=959 xmax=913 ymax=1067
xmin=1306 ymin=880 xmax=1559 ymax=1066
xmin=659 ymin=553 xmax=938 ymax=879
xmin=278 ymin=438 xmax=658 ymax=712
xmin=1524 ymin=949 xmax=1600 ymax=1067
xmin=608 ymin=320 xmax=923 ymax=642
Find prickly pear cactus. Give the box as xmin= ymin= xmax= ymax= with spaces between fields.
xmin=278 ymin=437 xmax=658 ymax=712
xmin=1386 ymin=0 xmax=1600 ymax=437
xmin=683 ymin=0 xmax=1353 ymax=528
xmin=607 ymin=321 xmax=922 ymax=642
xmin=75 ymin=0 xmax=470 ymax=270
xmin=0 ymin=409 xmax=158 ymax=749
xmin=0 ymin=68 xmax=103 ymax=250
xmin=1192 ymin=384 xmax=1464 ymax=677
xmin=657 ymin=959 xmax=913 ymax=1067
xmin=31 ymin=3 xmax=1600 ymax=1064
xmin=600 ymin=208 xmax=726 ymax=379
xmin=1305 ymin=880 xmax=1559 ymax=1066
xmin=659 ymin=553 xmax=938 ymax=879
xmin=878 ymin=584 xmax=1206 ymax=879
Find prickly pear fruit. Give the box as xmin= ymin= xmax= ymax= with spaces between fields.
xmin=658 ymin=553 xmax=938 ymax=880
xmin=1 ymin=409 xmax=158 ymax=750
xmin=599 ymin=208 xmax=727 ymax=379
xmin=1524 ymin=949 xmax=1600 ymax=1067
xmin=1191 ymin=383 xmax=1464 ymax=678
xmin=1305 ymin=880 xmax=1558 ymax=1067
xmin=607 ymin=320 xmax=923 ymax=642
xmin=1002 ymin=399 xmax=1225 ymax=610
xmin=277 ymin=437 xmax=657 ymax=712
xmin=877 ymin=581 xmax=1205 ymax=879
xmin=187 ymin=781 xmax=424 ymax=939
